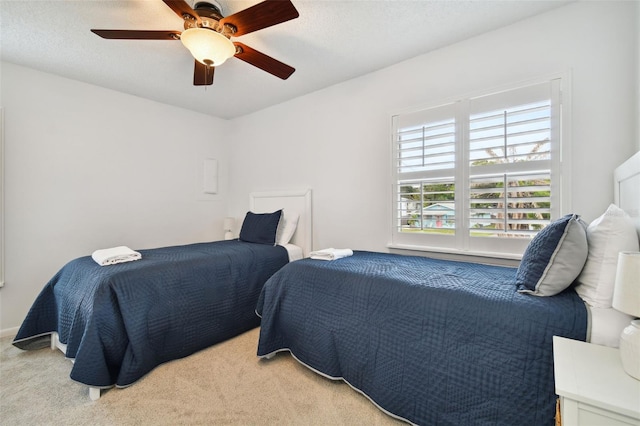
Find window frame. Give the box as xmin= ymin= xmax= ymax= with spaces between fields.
xmin=389 ymin=74 xmax=571 ymax=260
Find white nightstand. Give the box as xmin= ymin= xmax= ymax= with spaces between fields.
xmin=553 ymin=336 xmax=640 ymax=426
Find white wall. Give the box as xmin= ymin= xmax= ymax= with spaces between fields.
xmin=0 ymin=63 xmax=230 ymax=332
xmin=229 ymin=1 xmax=639 ymax=254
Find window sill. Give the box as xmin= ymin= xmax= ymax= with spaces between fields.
xmin=387 ymin=243 xmax=522 ymax=267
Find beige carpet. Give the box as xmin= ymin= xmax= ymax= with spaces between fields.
xmin=0 ymin=328 xmax=406 ymax=425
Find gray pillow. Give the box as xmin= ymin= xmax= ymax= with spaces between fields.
xmin=516 ymin=214 xmax=588 ymax=296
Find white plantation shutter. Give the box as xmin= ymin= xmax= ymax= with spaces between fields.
xmin=465 ymin=81 xmax=560 ymax=254
xmin=391 ymin=79 xmax=564 ymax=257
xmin=468 ymin=172 xmax=551 ymax=237
xmin=393 ymin=103 xmax=459 ymax=250
xmin=396 ymin=103 xmax=456 ymax=175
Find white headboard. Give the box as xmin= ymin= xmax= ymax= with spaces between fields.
xmin=614 ymin=151 xmax=640 ymax=239
xmin=250 ymin=189 xmax=313 ymax=257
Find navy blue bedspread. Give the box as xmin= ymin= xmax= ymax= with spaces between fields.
xmin=14 ymin=240 xmax=288 ymax=388
xmin=256 ymin=251 xmax=588 ymax=426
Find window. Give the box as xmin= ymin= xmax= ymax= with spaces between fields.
xmin=391 ymin=78 xmax=565 ymax=257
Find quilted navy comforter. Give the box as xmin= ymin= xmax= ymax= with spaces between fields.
xmin=14 ymin=240 xmax=289 ymax=388
xmin=256 ymin=251 xmax=588 ymax=426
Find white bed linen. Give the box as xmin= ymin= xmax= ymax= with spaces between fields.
xmin=587 ymin=304 xmax=633 ymax=348
xmin=283 ymin=244 xmax=303 ymax=262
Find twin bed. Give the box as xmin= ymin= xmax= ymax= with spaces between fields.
xmin=13 ymin=190 xmax=312 ymax=400
xmin=17 ymin=241 xmax=289 ymax=390
xmin=257 ymin=252 xmax=587 ymax=425
xmin=255 ymin=152 xmax=640 ymax=425
xmin=13 ymin=153 xmax=640 ymax=425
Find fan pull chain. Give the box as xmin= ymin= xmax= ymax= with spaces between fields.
xmin=205 ymin=64 xmax=211 ymax=90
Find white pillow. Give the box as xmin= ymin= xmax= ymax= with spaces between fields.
xmin=588 ymin=305 xmax=633 ymax=348
xmin=574 ymin=204 xmax=640 ymax=308
xmin=275 ymin=211 xmax=299 ymax=246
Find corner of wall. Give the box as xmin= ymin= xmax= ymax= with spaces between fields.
xmin=637 ymin=0 xmax=640 ymax=151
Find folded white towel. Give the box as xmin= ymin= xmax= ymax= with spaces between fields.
xmin=92 ymin=246 xmax=142 ymax=266
xmin=309 ymin=248 xmax=353 ymax=261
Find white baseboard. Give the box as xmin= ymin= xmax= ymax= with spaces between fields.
xmin=0 ymin=326 xmax=18 ymax=339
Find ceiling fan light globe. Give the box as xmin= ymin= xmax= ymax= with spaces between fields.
xmin=180 ymin=27 xmax=235 ymax=66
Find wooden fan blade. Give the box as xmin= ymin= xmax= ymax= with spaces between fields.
xmin=233 ymin=42 xmax=295 ymax=80
xmin=193 ymin=60 xmax=214 ymax=86
xmin=91 ymin=29 xmax=181 ymax=40
xmin=162 ymin=0 xmax=202 ymax=26
xmin=220 ymin=0 xmax=299 ymax=37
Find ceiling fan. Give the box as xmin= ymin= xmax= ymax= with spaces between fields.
xmin=91 ymin=0 xmax=299 ymax=86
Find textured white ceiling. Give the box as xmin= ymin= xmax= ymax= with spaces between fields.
xmin=0 ymin=0 xmax=571 ymax=119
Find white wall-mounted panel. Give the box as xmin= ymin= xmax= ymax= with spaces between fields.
xmin=202 ymin=158 xmax=218 ymax=194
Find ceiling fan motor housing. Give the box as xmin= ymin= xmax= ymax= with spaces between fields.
xmin=184 ymin=2 xmax=230 ymax=33
xmin=195 ymin=1 xmax=224 ymax=18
